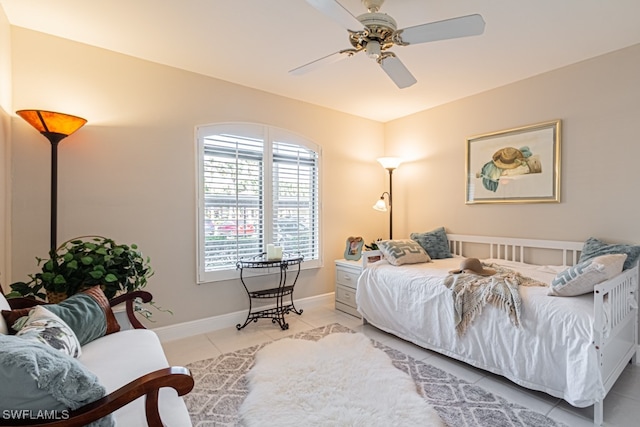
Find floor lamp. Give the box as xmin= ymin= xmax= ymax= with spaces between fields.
xmin=372 ymin=157 xmax=402 ymax=240
xmin=16 ymin=110 xmax=87 ymax=252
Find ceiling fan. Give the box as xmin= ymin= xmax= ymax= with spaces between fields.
xmin=290 ymin=0 xmax=485 ymax=89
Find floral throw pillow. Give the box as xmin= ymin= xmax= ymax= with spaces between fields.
xmin=14 ymin=305 xmax=82 ymax=358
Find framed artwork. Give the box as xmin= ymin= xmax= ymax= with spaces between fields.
xmin=344 ymin=236 xmax=364 ymax=261
xmin=465 ymin=120 xmax=561 ymax=204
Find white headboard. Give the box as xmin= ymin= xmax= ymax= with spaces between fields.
xmin=361 ymin=234 xmax=585 ymax=268
xmin=447 ymin=234 xmax=584 ymax=266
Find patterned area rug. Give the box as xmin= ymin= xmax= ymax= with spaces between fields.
xmin=184 ymin=323 xmax=566 ymax=427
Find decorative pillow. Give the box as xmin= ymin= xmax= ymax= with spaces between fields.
xmin=2 ymin=306 xmax=32 ymax=333
xmin=377 ymin=239 xmax=431 ymax=266
xmin=548 ymin=254 xmax=627 ymax=297
xmin=0 ymin=334 xmax=114 ymax=427
xmin=578 ymin=237 xmax=640 ymax=271
xmin=14 ymin=305 xmax=82 ymax=358
xmin=410 ymin=227 xmax=453 ymax=259
xmin=1 ymin=286 xmax=120 ymax=345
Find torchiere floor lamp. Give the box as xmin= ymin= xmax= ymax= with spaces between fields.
xmin=372 ymin=157 xmax=402 ymax=240
xmin=16 ymin=110 xmax=87 ymax=251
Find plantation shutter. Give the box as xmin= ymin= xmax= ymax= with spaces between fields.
xmin=202 ymin=131 xmax=264 ymax=272
xmin=272 ymin=141 xmax=319 ymax=261
xmin=197 ymin=123 xmax=321 ymax=283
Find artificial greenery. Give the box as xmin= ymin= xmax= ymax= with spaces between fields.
xmin=364 ymin=239 xmax=382 ymax=251
xmin=9 ymin=236 xmax=153 ymax=301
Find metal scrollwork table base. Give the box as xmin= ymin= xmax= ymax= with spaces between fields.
xmin=236 ymin=253 xmax=304 ymax=330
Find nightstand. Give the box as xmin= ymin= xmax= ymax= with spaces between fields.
xmin=334 ymin=259 xmax=363 ymax=318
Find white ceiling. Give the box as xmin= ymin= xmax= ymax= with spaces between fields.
xmin=2 ymin=0 xmax=640 ymax=122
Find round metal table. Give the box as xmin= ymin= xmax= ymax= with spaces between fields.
xmin=235 ymin=253 xmax=304 ymax=330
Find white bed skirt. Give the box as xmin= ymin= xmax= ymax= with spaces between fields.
xmin=356 ymin=257 xmax=603 ymax=407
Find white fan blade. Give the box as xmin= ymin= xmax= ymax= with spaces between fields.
xmin=305 ymin=0 xmax=365 ymax=31
xmin=379 ymin=54 xmax=417 ymax=89
xmin=397 ymin=14 xmax=485 ymax=45
xmin=289 ymin=50 xmax=355 ymax=75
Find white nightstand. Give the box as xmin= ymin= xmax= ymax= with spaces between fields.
xmin=334 ymin=259 xmax=363 ymax=318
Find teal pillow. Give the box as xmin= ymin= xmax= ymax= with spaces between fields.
xmin=2 ymin=287 xmax=120 ymax=346
xmin=46 ymin=293 xmax=108 ymax=346
xmin=410 ymin=227 xmax=453 ymax=259
xmin=579 ymin=237 xmax=640 ymax=271
xmin=0 ymin=334 xmax=114 ymax=427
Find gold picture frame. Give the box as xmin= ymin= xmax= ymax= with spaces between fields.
xmin=465 ymin=120 xmax=561 ymax=204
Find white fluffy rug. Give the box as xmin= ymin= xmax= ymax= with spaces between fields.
xmin=239 ymin=332 xmax=444 ymax=426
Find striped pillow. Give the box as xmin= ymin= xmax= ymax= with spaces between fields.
xmin=377 ymin=239 xmax=431 ymax=266
xmin=548 ymin=254 xmax=626 ymax=297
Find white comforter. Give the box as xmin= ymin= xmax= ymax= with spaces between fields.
xmin=356 ymin=258 xmax=603 ymax=407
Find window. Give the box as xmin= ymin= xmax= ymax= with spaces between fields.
xmin=197 ymin=123 xmax=321 ymax=282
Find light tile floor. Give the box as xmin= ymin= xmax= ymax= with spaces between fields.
xmin=162 ymin=301 xmax=640 ymax=427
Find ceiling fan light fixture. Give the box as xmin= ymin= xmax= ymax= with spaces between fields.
xmin=298 ymin=0 xmax=486 ymax=89
xmin=366 ymin=40 xmax=381 ymax=58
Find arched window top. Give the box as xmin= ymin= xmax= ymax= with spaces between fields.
xmin=196 ymin=122 xmax=322 ymax=282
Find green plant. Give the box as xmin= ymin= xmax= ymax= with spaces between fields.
xmin=365 ymin=239 xmax=382 ymax=251
xmin=9 ymin=236 xmax=153 ymax=301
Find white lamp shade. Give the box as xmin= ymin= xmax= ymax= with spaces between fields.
xmin=372 ymin=199 xmax=388 ymax=212
xmin=377 ymin=157 xmax=403 ymax=170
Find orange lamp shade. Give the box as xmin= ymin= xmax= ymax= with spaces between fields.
xmin=17 ymin=110 xmax=87 ymax=137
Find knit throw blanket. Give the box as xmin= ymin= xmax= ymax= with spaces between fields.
xmin=443 ymin=264 xmax=546 ymax=336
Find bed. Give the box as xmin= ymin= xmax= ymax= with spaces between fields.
xmin=356 ymin=234 xmax=639 ymax=426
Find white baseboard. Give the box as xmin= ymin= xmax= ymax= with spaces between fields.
xmin=153 ymin=292 xmax=334 ymax=343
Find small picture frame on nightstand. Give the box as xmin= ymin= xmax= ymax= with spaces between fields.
xmin=344 ymin=236 xmax=364 ymax=261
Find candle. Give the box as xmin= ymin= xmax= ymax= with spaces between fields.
xmin=266 ymin=244 xmax=283 ymax=260
xmin=274 ymin=246 xmax=283 ymax=260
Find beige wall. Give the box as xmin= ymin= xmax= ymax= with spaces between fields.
xmin=6 ymin=21 xmax=640 ymax=328
xmin=385 ymin=43 xmax=640 ymax=244
xmin=8 ymin=27 xmax=385 ymax=327
xmin=0 ymin=8 xmax=10 ymax=292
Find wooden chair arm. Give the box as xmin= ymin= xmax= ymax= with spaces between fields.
xmin=108 ymin=290 xmax=153 ymax=307
xmin=7 ymin=297 xmax=47 ymax=310
xmin=3 ymin=366 xmax=194 ymax=427
xmin=4 ymin=291 xmax=153 ymax=330
xmin=109 ymin=290 xmax=153 ymax=330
